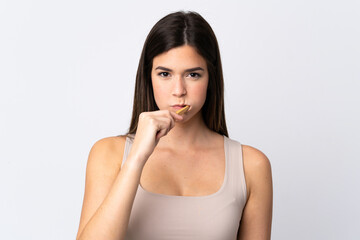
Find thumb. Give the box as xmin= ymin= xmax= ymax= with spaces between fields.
xmin=156 ymin=128 xmax=169 ymax=140
xmin=170 ymin=111 xmax=184 ymax=121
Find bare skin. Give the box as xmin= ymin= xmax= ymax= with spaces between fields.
xmin=76 ymin=45 xmax=273 ymax=240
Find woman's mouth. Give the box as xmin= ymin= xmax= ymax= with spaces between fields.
xmin=173 ymin=105 xmax=190 ymax=115
xmin=171 ymin=104 xmax=191 ymax=113
xmin=171 ymin=104 xmax=189 ymax=110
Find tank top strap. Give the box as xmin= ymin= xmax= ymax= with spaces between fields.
xmin=121 ymin=134 xmax=134 ymax=168
xmin=225 ymin=136 xmax=247 ymax=207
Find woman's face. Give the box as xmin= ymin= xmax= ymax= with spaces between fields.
xmin=151 ymin=45 xmax=209 ymax=121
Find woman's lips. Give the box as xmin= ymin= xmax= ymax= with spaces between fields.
xmin=171 ymin=105 xmax=190 ymax=112
xmin=175 ymin=105 xmax=190 ymax=115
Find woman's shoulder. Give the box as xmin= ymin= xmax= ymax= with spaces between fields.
xmin=241 ymin=144 xmax=271 ymax=169
xmin=91 ymin=135 xmax=127 ymax=155
xmin=88 ymin=135 xmax=128 ymax=172
xmin=241 ymin=144 xmax=272 ymax=199
xmin=225 ymin=136 xmax=271 ymax=176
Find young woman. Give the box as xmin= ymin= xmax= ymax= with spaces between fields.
xmin=76 ymin=11 xmax=273 ymax=240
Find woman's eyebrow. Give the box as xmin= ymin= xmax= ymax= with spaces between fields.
xmin=154 ymin=66 xmax=205 ymax=72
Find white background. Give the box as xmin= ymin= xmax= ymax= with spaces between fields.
xmin=1 ymin=0 xmax=359 ymax=239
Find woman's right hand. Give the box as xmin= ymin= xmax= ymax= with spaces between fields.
xmin=127 ymin=110 xmax=183 ymax=167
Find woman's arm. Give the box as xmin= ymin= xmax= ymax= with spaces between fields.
xmin=76 ymin=110 xmax=183 ymax=240
xmin=237 ymin=145 xmax=273 ymax=240
xmin=76 ymin=136 xmax=145 ymax=240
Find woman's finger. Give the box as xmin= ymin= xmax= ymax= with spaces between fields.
xmin=156 ymin=127 xmax=169 ymax=140
xmin=169 ymin=111 xmax=183 ymax=122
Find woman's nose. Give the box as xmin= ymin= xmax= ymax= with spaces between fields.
xmin=171 ymin=76 xmax=187 ymax=97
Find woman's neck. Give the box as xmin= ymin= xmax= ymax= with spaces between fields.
xmin=156 ymin=112 xmax=216 ymax=150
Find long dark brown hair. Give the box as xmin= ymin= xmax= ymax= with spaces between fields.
xmin=124 ymin=11 xmax=228 ymax=138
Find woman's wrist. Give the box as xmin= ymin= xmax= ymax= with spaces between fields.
xmin=124 ymin=152 xmax=147 ymax=171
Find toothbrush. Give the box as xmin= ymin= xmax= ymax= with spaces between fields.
xmin=175 ymin=105 xmax=190 ymax=115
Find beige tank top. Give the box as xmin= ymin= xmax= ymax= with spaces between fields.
xmin=121 ymin=134 xmax=247 ymax=240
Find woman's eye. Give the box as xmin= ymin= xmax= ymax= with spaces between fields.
xmin=159 ymin=72 xmax=170 ymax=77
xmin=189 ymin=73 xmax=201 ymax=78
